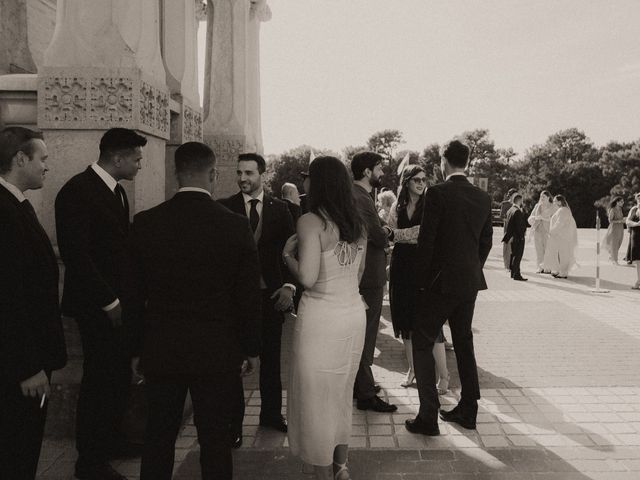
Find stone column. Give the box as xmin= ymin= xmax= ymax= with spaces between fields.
xmin=203 ymin=0 xmax=269 ymax=198
xmin=0 ymin=0 xmax=37 ymax=74
xmin=247 ymin=0 xmax=271 ymax=156
xmin=37 ymin=0 xmax=170 ymax=238
xmin=162 ymin=0 xmax=204 ymax=198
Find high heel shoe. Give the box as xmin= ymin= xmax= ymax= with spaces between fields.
xmin=401 ymin=370 xmax=415 ymax=388
xmin=437 ymin=373 xmax=450 ymax=395
xmin=333 ymin=461 xmax=350 ymax=480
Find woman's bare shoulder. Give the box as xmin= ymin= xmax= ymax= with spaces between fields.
xmin=298 ymin=212 xmax=324 ymax=231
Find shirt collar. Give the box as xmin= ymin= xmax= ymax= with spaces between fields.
xmin=445 ymin=172 xmax=467 ymax=181
xmin=178 ymin=187 xmax=211 ymax=197
xmin=0 ymin=176 xmax=26 ymax=202
xmin=513 ymin=204 xmax=521 ymax=210
xmin=91 ymin=162 xmax=119 ymax=193
xmin=243 ymin=190 xmax=264 ymax=204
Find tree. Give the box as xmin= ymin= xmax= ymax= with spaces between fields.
xmin=598 ymin=140 xmax=640 ymax=211
xmin=366 ymin=129 xmax=405 ymax=163
xmin=419 ymin=143 xmax=442 ymax=185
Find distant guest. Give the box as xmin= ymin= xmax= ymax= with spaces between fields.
xmin=376 ymin=189 xmax=397 ymax=224
xmin=281 ymin=182 xmax=302 ymax=224
xmin=543 ymin=195 xmax=578 ymax=279
xmin=528 ymin=191 xmax=556 ymax=273
xmin=500 ymin=188 xmax=518 ymax=270
xmin=604 ymin=196 xmax=626 ymax=264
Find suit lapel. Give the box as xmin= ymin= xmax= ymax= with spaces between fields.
xmin=84 ymin=167 xmax=128 ymax=232
xmin=259 ymin=195 xmax=273 ymax=245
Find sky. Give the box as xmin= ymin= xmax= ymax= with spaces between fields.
xmin=199 ymin=0 xmax=640 ymax=158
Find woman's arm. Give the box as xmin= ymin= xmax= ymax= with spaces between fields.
xmin=283 ymin=214 xmax=322 ymax=289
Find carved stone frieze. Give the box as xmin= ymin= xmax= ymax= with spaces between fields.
xmin=183 ymin=104 xmax=203 ymax=142
xmin=207 ymin=136 xmax=245 ymax=162
xmin=140 ymin=81 xmax=170 ymax=136
xmin=42 ymin=77 xmax=87 ymax=122
xmin=90 ymin=77 xmax=133 ymax=124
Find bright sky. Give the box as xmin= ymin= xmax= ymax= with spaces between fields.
xmin=199 ymin=0 xmax=640 ymax=157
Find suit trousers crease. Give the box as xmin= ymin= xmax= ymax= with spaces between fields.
xmin=75 ymin=313 xmax=132 ymax=466
xmin=510 ymin=238 xmax=525 ymax=277
xmin=0 ymin=380 xmax=48 ymax=480
xmin=413 ymin=291 xmax=480 ymax=422
xmin=141 ymin=373 xmax=240 ymax=480
xmin=233 ymin=290 xmax=283 ymax=433
xmin=354 ymin=287 xmax=384 ymax=401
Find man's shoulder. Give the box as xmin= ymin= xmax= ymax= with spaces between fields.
xmin=57 ymin=168 xmax=93 ymax=197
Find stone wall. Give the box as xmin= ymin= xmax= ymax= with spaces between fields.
xmin=26 ymin=0 xmax=57 ymax=69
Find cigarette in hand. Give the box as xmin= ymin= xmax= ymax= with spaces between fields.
xmin=40 ymin=393 xmax=46 ymax=409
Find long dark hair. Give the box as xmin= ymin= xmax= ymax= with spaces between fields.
xmin=307 ymin=156 xmax=365 ymax=243
xmin=608 ymin=196 xmax=623 ymax=209
xmin=396 ymin=164 xmax=426 ymax=217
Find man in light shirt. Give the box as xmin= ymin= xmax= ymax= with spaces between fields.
xmin=55 ymin=128 xmax=146 ymax=480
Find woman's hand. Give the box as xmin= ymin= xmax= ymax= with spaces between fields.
xmin=283 ymin=234 xmax=298 ymax=260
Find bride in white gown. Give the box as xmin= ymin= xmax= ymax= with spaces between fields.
xmin=282 ymin=156 xmax=367 ymax=480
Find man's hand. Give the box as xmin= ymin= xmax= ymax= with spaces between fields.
xmin=131 ymin=357 xmax=145 ymax=384
xmin=20 ymin=370 xmax=50 ymax=398
xmin=271 ymin=286 xmax=294 ymax=312
xmin=105 ymin=302 xmax=123 ymax=328
xmin=241 ymin=356 xmax=260 ymax=377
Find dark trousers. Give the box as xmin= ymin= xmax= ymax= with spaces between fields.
xmin=0 ymin=379 xmax=48 ymax=479
xmin=509 ymin=237 xmax=525 ymax=277
xmin=75 ymin=313 xmax=132 ymax=467
xmin=140 ymin=372 xmax=240 ymax=480
xmin=232 ymin=290 xmax=283 ymax=434
xmin=413 ymin=291 xmax=480 ymax=422
xmin=354 ymin=287 xmax=384 ymax=401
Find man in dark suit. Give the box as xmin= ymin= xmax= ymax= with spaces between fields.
xmin=125 ymin=142 xmax=261 ymax=480
xmin=0 ymin=127 xmax=67 ymax=479
xmin=500 ymin=188 xmax=518 ymax=270
xmin=55 ymin=128 xmax=147 ymax=480
xmin=502 ymin=193 xmax=528 ymax=281
xmin=406 ymin=140 xmax=493 ymax=436
xmin=220 ymin=153 xmax=295 ymax=441
xmin=280 ymin=182 xmax=302 ymax=224
xmin=351 ymin=152 xmax=397 ymax=413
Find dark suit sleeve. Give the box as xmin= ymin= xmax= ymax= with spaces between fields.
xmin=502 ymin=211 xmax=514 ymax=243
xmin=232 ymin=218 xmax=262 ymax=357
xmin=416 ymin=186 xmax=444 ymax=287
xmin=479 ymin=198 xmax=493 ymax=267
xmin=55 ymin=184 xmax=118 ymax=308
xmin=122 ymin=214 xmax=149 ymax=357
xmin=0 ymin=211 xmax=43 ymax=382
xmin=355 ymin=190 xmax=388 ymax=249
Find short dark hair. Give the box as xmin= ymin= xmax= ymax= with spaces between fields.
xmin=238 ymin=153 xmax=266 ymax=174
xmin=442 ymin=140 xmax=470 ymax=169
xmin=351 ymin=151 xmax=383 ymax=180
xmin=512 ymin=194 xmax=523 ymax=203
xmin=99 ymin=128 xmax=147 ymax=159
xmin=0 ymin=127 xmax=44 ymax=174
xmin=554 ymin=194 xmax=568 ymax=208
xmin=175 ymin=142 xmax=216 ymax=174
xmin=508 ymin=188 xmax=518 ymax=196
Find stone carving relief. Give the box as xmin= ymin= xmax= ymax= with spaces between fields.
xmin=90 ymin=77 xmax=133 ymax=123
xmin=207 ymin=136 xmax=245 ymax=163
xmin=183 ymin=105 xmax=203 ymax=142
xmin=140 ymin=81 xmax=169 ymax=135
xmin=42 ymin=77 xmax=87 ymax=122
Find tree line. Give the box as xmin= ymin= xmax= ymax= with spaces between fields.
xmin=264 ymin=128 xmax=640 ymax=228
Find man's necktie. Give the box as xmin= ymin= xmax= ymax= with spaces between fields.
xmin=115 ymin=184 xmax=126 ymax=210
xmin=249 ymin=198 xmax=260 ymax=233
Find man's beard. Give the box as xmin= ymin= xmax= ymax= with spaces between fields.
xmin=370 ymin=176 xmax=383 ymax=189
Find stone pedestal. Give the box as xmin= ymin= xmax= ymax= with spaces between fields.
xmin=0 ymin=0 xmax=37 ymax=74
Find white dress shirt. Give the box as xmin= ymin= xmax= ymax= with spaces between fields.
xmin=0 ymin=176 xmax=26 ymax=202
xmin=445 ymin=172 xmax=468 ymax=181
xmin=178 ymin=187 xmax=212 ymax=197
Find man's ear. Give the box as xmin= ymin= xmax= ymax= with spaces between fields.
xmin=14 ymin=151 xmax=27 ymax=167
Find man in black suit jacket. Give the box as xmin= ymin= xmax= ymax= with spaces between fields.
xmin=502 ymin=194 xmax=528 ymax=281
xmin=406 ymin=140 xmax=493 ymax=436
xmin=55 ymin=128 xmax=147 ymax=480
xmin=0 ymin=127 xmax=67 ymax=479
xmin=126 ymin=142 xmax=261 ymax=480
xmin=351 ymin=152 xmax=397 ymax=413
xmin=220 ymin=153 xmax=295 ymax=440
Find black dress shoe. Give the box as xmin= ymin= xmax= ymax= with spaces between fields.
xmin=405 ymin=417 xmax=440 ymax=436
xmin=356 ymin=395 xmax=397 ymax=412
xmin=232 ymin=434 xmax=242 ymax=449
xmin=75 ymin=463 xmax=128 ymax=480
xmin=374 ymin=384 xmax=382 ymax=394
xmin=512 ymin=276 xmax=528 ymax=281
xmin=259 ymin=415 xmax=288 ymax=433
xmin=439 ymin=406 xmax=476 ymax=430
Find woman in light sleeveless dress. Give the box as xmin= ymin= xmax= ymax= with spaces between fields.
xmin=543 ymin=195 xmax=578 ymax=278
xmin=604 ymin=196 xmax=625 ymax=264
xmin=283 ymin=156 xmax=367 ymax=480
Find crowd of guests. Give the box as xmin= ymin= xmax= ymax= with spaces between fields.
xmin=3 ymin=123 xmax=636 ymax=480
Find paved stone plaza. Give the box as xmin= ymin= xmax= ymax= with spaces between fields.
xmin=37 ymin=229 xmax=640 ymax=479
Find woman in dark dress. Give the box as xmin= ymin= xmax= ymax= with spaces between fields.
xmin=388 ymin=165 xmax=449 ymax=392
xmin=626 ymin=192 xmax=640 ymax=289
